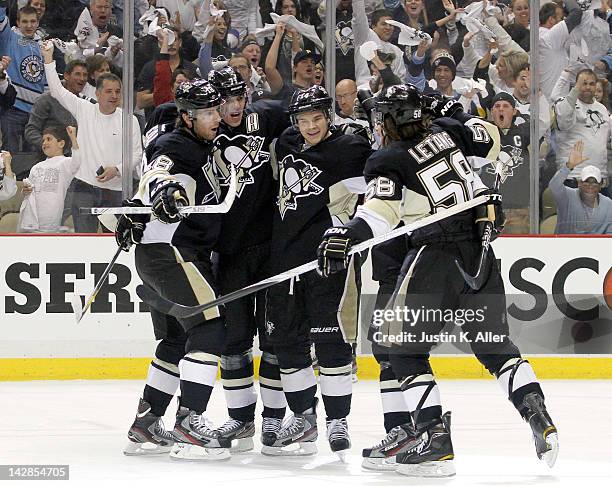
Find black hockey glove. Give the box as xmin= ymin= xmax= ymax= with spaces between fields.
xmin=115 ymin=199 xmax=148 ymax=252
xmin=317 ymin=218 xmax=373 ymax=278
xmin=423 ymin=93 xmax=463 ymax=120
xmin=151 ymin=180 xmax=189 ymax=224
xmin=474 ymin=189 xmax=505 ymax=241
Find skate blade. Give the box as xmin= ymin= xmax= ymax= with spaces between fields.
xmin=396 ymin=459 xmax=456 ymax=477
xmin=123 ymin=441 xmax=173 ymax=456
xmin=335 ymin=450 xmax=349 ymax=463
xmin=261 ymin=442 xmax=318 ymax=457
xmin=169 ymin=443 xmax=231 ymax=461
xmin=361 ymin=456 xmax=397 ymax=471
xmin=541 ymin=432 xmax=559 ymax=468
xmin=230 ymin=437 xmax=254 ymax=454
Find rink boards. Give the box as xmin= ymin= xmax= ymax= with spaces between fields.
xmin=0 ymin=234 xmax=611 ymax=380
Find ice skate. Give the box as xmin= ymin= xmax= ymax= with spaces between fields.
xmin=522 ymin=392 xmax=559 ymax=468
xmin=261 ymin=416 xmax=283 ymax=446
xmin=215 ymin=418 xmax=255 ymax=453
xmin=123 ymin=399 xmax=175 ymax=456
xmin=326 ymin=417 xmax=350 ymax=462
xmin=170 ymin=404 xmax=231 ymax=461
xmin=261 ymin=399 xmax=318 ymax=456
xmin=361 ymin=423 xmax=417 ymax=471
xmin=395 ymin=412 xmax=455 ymax=477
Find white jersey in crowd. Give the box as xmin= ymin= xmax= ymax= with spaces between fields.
xmin=0 ymin=172 xmax=16 ymax=201
xmin=539 ymin=23 xmax=571 ymax=101
xmin=44 ymin=61 xmax=142 ymax=192
xmin=157 ymin=0 xmax=200 ymax=32
xmin=18 ymin=154 xmax=80 ymax=232
xmin=554 ymin=89 xmax=612 ymax=180
xmin=352 ymin=0 xmax=406 ymax=87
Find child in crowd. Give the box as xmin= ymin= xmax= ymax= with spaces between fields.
xmin=18 ymin=125 xmax=80 ymax=233
xmin=0 ymin=150 xmax=16 ymax=201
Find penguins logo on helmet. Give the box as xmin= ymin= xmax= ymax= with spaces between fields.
xmin=212 ymin=134 xmax=268 ymax=197
xmin=277 ymin=154 xmax=323 ymax=219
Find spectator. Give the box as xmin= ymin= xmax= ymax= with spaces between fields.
xmin=595 ymin=76 xmax=610 ymax=112
xmin=222 ymin=0 xmax=259 ymax=40
xmin=549 ymin=140 xmax=612 ymax=234
xmin=238 ymin=40 xmax=270 ymax=93
xmin=38 ymin=0 xmax=84 ymax=41
xmin=25 ymin=59 xmax=89 ymax=153
xmin=0 ymin=149 xmax=17 ymax=201
xmin=0 ymin=56 xmax=17 ymax=148
xmin=154 ymin=67 xmax=195 ymax=107
xmin=318 ymin=0 xmax=355 ymax=82
xmin=18 ymin=125 xmax=80 ymax=232
xmin=335 ymin=78 xmax=358 ymax=122
xmin=504 ymin=0 xmax=530 ymax=52
xmin=134 ymin=6 xmax=170 ymax=80
xmin=136 ymin=26 xmax=197 ymax=118
xmin=41 ymin=41 xmax=142 ymax=233
xmin=429 ymin=51 xmax=456 ymax=97
xmin=229 ymin=53 xmax=270 ymax=103
xmin=157 ymin=0 xmax=199 ymax=33
xmin=74 ymin=0 xmax=123 ymax=64
xmin=83 ymin=53 xmax=111 ymax=99
xmin=483 ymin=92 xmax=531 ymax=234
xmin=0 ymin=3 xmax=46 ymax=153
xmin=553 ymin=68 xmax=611 ymax=193
xmin=539 ymin=0 xmax=583 ymax=101
xmin=352 ymin=0 xmax=405 ymax=86
xmin=265 ymin=22 xmax=318 ymax=102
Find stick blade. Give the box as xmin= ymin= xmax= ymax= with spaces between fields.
xmin=71 ymin=294 xmax=84 ymax=324
xmin=454 ymin=259 xmax=483 ymax=291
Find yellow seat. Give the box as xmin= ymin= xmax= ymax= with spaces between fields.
xmin=539 ymin=215 xmax=557 ymax=234
xmin=541 ymin=188 xmax=557 ymax=219
xmin=0 ymin=212 xmax=20 ymax=233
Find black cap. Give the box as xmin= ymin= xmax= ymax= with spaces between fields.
xmin=294 ymin=50 xmax=322 ymax=66
xmin=491 ymin=92 xmax=516 ymax=108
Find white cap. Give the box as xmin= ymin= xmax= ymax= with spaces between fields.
xmin=580 ymin=165 xmax=602 ymax=183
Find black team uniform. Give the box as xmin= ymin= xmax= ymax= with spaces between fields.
xmin=263 ymin=86 xmax=372 ymax=459
xmin=318 ymin=85 xmax=558 ymax=476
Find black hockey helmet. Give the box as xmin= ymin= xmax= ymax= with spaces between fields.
xmin=207 ymin=66 xmax=247 ymax=99
xmin=174 ymin=79 xmax=222 ymax=117
xmin=288 ymin=85 xmax=334 ymax=126
xmin=375 ymin=84 xmax=423 ymax=127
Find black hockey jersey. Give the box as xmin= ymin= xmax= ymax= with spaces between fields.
xmin=139 ymin=128 xmax=222 ymax=251
xmin=213 ymin=99 xmax=290 ymax=254
xmin=356 ymin=117 xmax=500 ymax=236
xmin=479 ymin=113 xmax=530 ymax=209
xmin=271 ymin=127 xmax=373 ymax=272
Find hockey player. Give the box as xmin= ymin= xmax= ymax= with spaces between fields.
xmin=262 ymin=85 xmax=373 ymax=459
xmin=122 ymin=79 xmax=232 ymax=461
xmin=206 ymin=66 xmax=291 ymax=451
xmin=317 ymin=85 xmax=558 ymax=476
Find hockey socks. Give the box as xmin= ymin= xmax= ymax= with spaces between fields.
xmin=220 ymin=350 xmax=257 ymax=422
xmin=400 ymin=373 xmax=443 ymax=425
xmin=379 ymin=362 xmax=412 ymax=432
xmin=143 ymin=358 xmax=180 ymax=417
xmin=319 ymin=363 xmax=352 ymax=419
xmin=279 ymin=366 xmax=317 ymax=414
xmin=259 ymin=352 xmax=288 ymax=419
xmin=178 ymin=351 xmax=219 ymax=413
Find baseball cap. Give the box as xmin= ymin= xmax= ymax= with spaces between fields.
xmin=491 ymin=92 xmax=516 ymax=108
xmin=580 ymin=165 xmax=602 ymax=183
xmin=294 ymin=50 xmax=322 ymax=65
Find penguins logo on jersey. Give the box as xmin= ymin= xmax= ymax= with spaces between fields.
xmin=486 ymin=145 xmax=523 ymax=183
xmin=20 ymin=55 xmax=44 ymax=83
xmin=277 ymin=154 xmax=323 ymax=219
xmin=335 ymin=21 xmax=353 ymax=55
xmin=212 ymin=134 xmax=269 ymax=197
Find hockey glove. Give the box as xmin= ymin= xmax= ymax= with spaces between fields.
xmin=474 ymin=189 xmax=505 ymax=241
xmin=115 ymin=199 xmax=148 ymax=252
xmin=423 ymin=93 xmax=463 ymax=120
xmin=317 ymin=218 xmax=373 ymax=278
xmin=151 ymin=180 xmax=189 ymax=224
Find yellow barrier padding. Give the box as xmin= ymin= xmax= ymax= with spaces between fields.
xmin=2 ymin=356 xmax=612 ymax=381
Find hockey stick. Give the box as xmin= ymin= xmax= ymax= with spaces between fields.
xmin=80 ymin=164 xmax=238 ymax=215
xmin=136 ymin=194 xmax=489 ymax=318
xmin=71 ymin=244 xmax=124 ymax=323
xmin=454 ymin=160 xmax=505 ymax=291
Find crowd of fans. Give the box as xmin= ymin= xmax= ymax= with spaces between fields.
xmin=0 ymin=0 xmax=610 ymax=234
